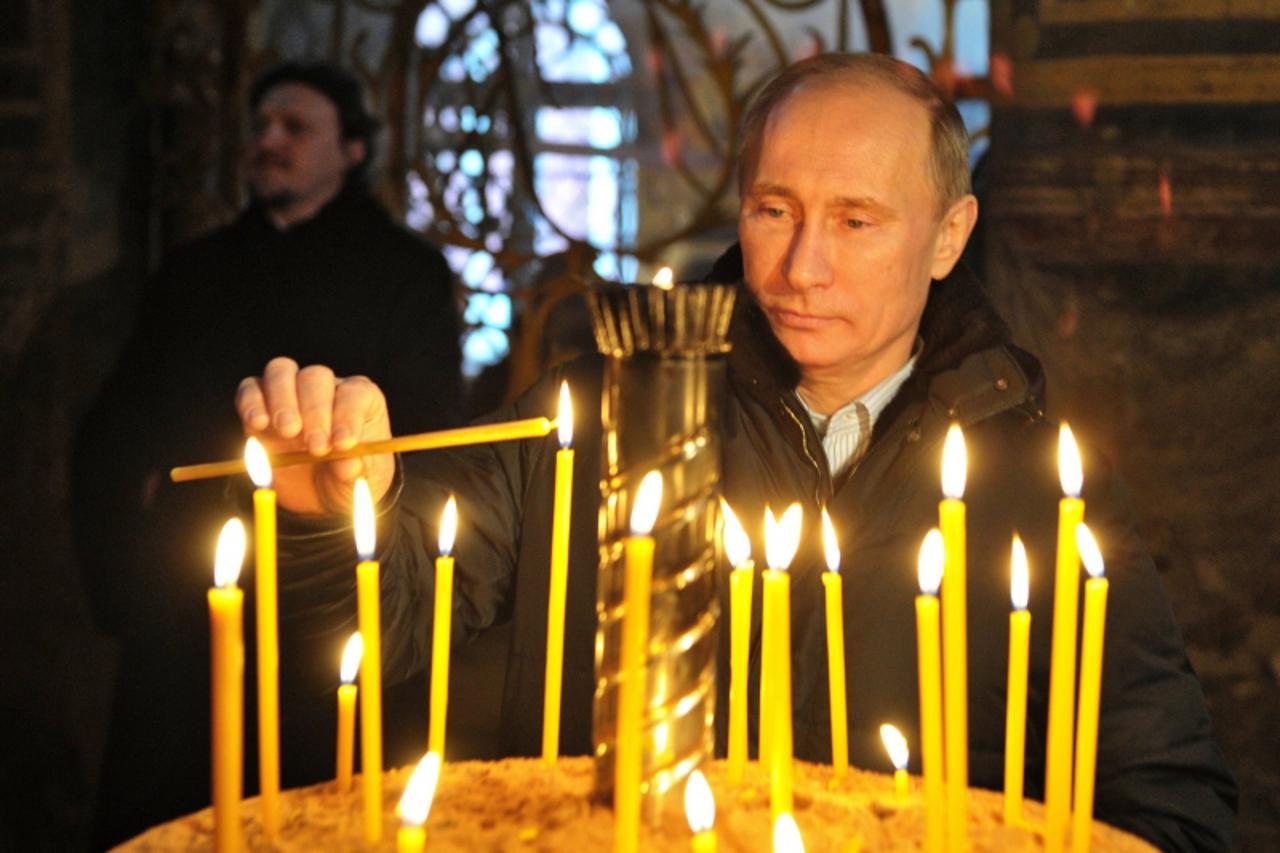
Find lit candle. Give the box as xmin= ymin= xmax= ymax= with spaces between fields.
xmin=772 ymin=812 xmax=805 ymax=853
xmin=916 ymin=529 xmax=946 ymax=853
xmin=428 ymin=496 xmax=458 ymax=757
xmin=939 ymin=423 xmax=969 ymax=851
xmin=244 ymin=438 xmax=280 ymax=838
xmin=543 ymin=382 xmax=575 ymax=764
xmin=1005 ymin=534 xmax=1032 ymax=825
xmin=820 ymin=508 xmax=848 ymax=781
xmin=614 ymin=470 xmax=662 ymax=853
xmin=1046 ymin=423 xmax=1085 ymax=852
xmin=336 ymin=632 xmax=362 ymax=793
xmin=209 ymin=518 xmax=246 ymax=853
xmin=354 ymin=477 xmax=383 ymax=843
xmin=763 ymin=504 xmax=802 ymax=822
xmin=720 ymin=500 xmax=754 ymax=784
xmin=653 ymin=265 xmax=675 ymax=289
xmin=880 ymin=723 xmax=911 ymax=803
xmin=396 ymin=751 xmax=441 ymax=853
xmin=684 ymin=768 xmax=717 ymax=852
xmin=1071 ymin=524 xmax=1109 ymax=853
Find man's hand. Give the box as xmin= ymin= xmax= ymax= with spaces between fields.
xmin=236 ymin=357 xmax=394 ymax=515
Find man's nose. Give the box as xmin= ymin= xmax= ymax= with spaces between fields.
xmin=782 ymin=219 xmax=832 ymax=291
xmin=253 ymin=121 xmax=287 ymax=150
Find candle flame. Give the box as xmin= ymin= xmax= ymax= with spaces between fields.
xmin=244 ymin=437 xmax=272 ymax=488
xmin=764 ymin=503 xmax=802 ymax=571
xmin=879 ymin=723 xmax=910 ymax=771
xmin=398 ymin=751 xmax=441 ymax=827
xmin=772 ymin=813 xmax=805 ymax=853
xmin=1076 ymin=522 xmax=1105 ymax=579
xmin=917 ymin=529 xmax=944 ymax=595
xmin=340 ymin=632 xmax=364 ymax=684
xmin=214 ymin=517 xmax=246 ymax=588
xmin=1059 ymin=423 xmax=1083 ymax=498
xmin=941 ymin=423 xmax=967 ymax=499
xmin=353 ymin=477 xmax=376 ymax=560
xmin=438 ymin=495 xmax=458 ymax=556
xmin=684 ymin=768 xmax=715 ymax=833
xmin=1011 ymin=533 xmax=1029 ymax=610
xmin=821 ymin=507 xmax=841 ymax=573
xmin=652 ymin=266 xmax=674 ymax=290
xmin=557 ymin=381 xmax=573 ymax=448
xmin=720 ymin=499 xmax=751 ymax=568
xmin=630 ymin=470 xmax=663 ymax=536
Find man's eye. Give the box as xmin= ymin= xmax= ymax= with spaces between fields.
xmin=763 ymin=206 xmax=786 ymax=219
xmin=846 ymin=218 xmax=868 ymax=229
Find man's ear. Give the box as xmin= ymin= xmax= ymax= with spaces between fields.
xmin=930 ymin=193 xmax=979 ymax=280
xmin=343 ymin=139 xmax=368 ymax=170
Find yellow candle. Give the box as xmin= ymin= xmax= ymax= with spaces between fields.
xmin=1005 ymin=535 xmax=1032 ymax=826
xmin=820 ymin=509 xmax=848 ymax=780
xmin=429 ymin=496 xmax=458 ymax=757
xmin=1072 ymin=524 xmax=1109 ymax=853
xmin=764 ymin=504 xmax=802 ymax=822
xmin=336 ymin=632 xmax=362 ymax=792
xmin=721 ymin=501 xmax=754 ymax=784
xmin=880 ymin=723 xmax=910 ymax=803
xmin=209 ymin=518 xmax=246 ymax=853
xmin=772 ymin=813 xmax=804 ymax=853
xmin=685 ymin=768 xmax=717 ymax=852
xmin=244 ymin=439 xmax=280 ymax=838
xmin=939 ymin=423 xmax=969 ymax=851
xmin=543 ymin=382 xmax=575 ymax=764
xmin=915 ymin=529 xmax=946 ymax=853
xmin=614 ymin=471 xmax=662 ymax=853
xmin=397 ymin=751 xmax=441 ymax=853
xmin=1046 ymin=423 xmax=1085 ymax=852
xmin=354 ymin=478 xmax=383 ymax=844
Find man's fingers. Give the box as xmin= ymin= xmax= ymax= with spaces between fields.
xmin=235 ymin=377 xmax=269 ymax=432
xmin=261 ymin=357 xmax=302 ymax=437
xmin=332 ymin=375 xmax=388 ymax=450
xmin=297 ymin=365 xmax=337 ymax=455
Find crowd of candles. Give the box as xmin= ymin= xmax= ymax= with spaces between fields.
xmin=203 ymin=380 xmax=1111 ymax=852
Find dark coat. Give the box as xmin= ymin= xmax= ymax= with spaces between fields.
xmin=281 ymin=255 xmax=1235 ymax=852
xmin=73 ymin=184 xmax=463 ymax=848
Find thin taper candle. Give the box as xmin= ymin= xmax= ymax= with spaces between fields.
xmin=764 ymin=504 xmax=802 ymax=822
xmin=916 ymin=529 xmax=946 ymax=853
xmin=939 ymin=424 xmax=969 ymax=851
xmin=336 ymin=632 xmax=362 ymax=792
xmin=397 ymin=752 xmax=441 ymax=853
xmin=543 ymin=382 xmax=575 ymax=763
xmin=354 ymin=478 xmax=383 ymax=843
xmin=721 ymin=500 xmax=754 ymax=784
xmin=820 ymin=508 xmax=848 ymax=780
xmin=428 ymin=497 xmax=458 ymax=756
xmin=1072 ymin=524 xmax=1109 ymax=853
xmin=1005 ymin=535 xmax=1032 ymax=826
xmin=245 ymin=439 xmax=280 ymax=838
xmin=209 ymin=518 xmax=246 ymax=853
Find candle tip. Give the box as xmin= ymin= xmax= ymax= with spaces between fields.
xmin=353 ymin=477 xmax=376 ymax=560
xmin=1059 ymin=422 xmax=1083 ymax=497
xmin=1076 ymin=522 xmax=1105 ymax=579
xmin=821 ymin=507 xmax=840 ymax=573
xmin=630 ymin=470 xmax=663 ymax=536
xmin=244 ymin=437 xmax=273 ymax=488
xmin=879 ymin=723 xmax=909 ymax=771
xmin=439 ymin=495 xmax=458 ymax=556
xmin=917 ymin=528 xmax=944 ymax=596
xmin=1011 ymin=533 xmax=1030 ymax=610
xmin=941 ymin=423 xmax=967 ymax=499
xmin=398 ymin=752 xmax=441 ymax=827
xmin=340 ymin=632 xmax=364 ymax=684
xmin=214 ymin=517 xmax=247 ymax=588
xmin=720 ymin=499 xmax=751 ymax=568
xmin=684 ymin=768 xmax=715 ymax=833
xmin=557 ymin=382 xmax=573 ymax=448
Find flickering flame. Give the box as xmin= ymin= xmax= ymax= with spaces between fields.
xmin=652 ymin=266 xmax=674 ymax=290
xmin=557 ymin=381 xmax=573 ymax=449
xmin=630 ymin=470 xmax=663 ymax=536
xmin=1059 ymin=423 xmax=1083 ymax=498
xmin=398 ymin=751 xmax=441 ymax=827
xmin=1076 ymin=522 xmax=1105 ymax=580
xmin=339 ymin=632 xmax=364 ymax=684
xmin=354 ymin=478 xmax=376 ymax=560
xmin=821 ymin=508 xmax=841 ymax=573
xmin=764 ymin=503 xmax=802 ymax=571
xmin=438 ymin=495 xmax=458 ymax=556
xmin=244 ymin=437 xmax=272 ymax=488
xmin=720 ymin=499 xmax=751 ymax=568
xmin=214 ymin=518 xmax=246 ymax=588
xmin=684 ymin=768 xmax=715 ymax=834
xmin=917 ymin=528 xmax=944 ymax=596
xmin=1011 ymin=534 xmax=1029 ymax=611
xmin=772 ymin=812 xmax=805 ymax=853
xmin=880 ymin=723 xmax=909 ymax=771
xmin=941 ymin=423 xmax=967 ymax=499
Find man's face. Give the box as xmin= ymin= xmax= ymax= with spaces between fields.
xmin=247 ymin=83 xmax=365 ymax=221
xmin=739 ymin=82 xmax=972 ymax=397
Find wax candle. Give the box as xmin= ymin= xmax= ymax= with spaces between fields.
xmin=1005 ymin=534 xmax=1031 ymax=826
xmin=880 ymin=723 xmax=911 ymax=803
xmin=614 ymin=470 xmax=662 ymax=853
xmin=336 ymin=632 xmax=362 ymax=793
xmin=772 ymin=813 xmax=804 ymax=853
xmin=939 ymin=423 xmax=969 ymax=851
xmin=1046 ymin=423 xmax=1085 ymax=853
xmin=763 ymin=504 xmax=802 ymax=822
xmin=685 ymin=768 xmax=717 ymax=852
xmin=720 ymin=500 xmax=754 ymax=784
xmin=244 ymin=438 xmax=280 ymax=838
xmin=429 ymin=496 xmax=458 ymax=757
xmin=397 ymin=751 xmax=441 ymax=853
xmin=209 ymin=518 xmax=246 ymax=853
xmin=1072 ymin=523 xmax=1109 ymax=853
xmin=354 ymin=477 xmax=383 ymax=843
xmin=916 ymin=529 xmax=946 ymax=853
xmin=543 ymin=382 xmax=575 ymax=764
xmin=820 ymin=508 xmax=849 ymax=781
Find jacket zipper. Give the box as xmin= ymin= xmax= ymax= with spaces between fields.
xmin=780 ymin=398 xmax=828 ymax=505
